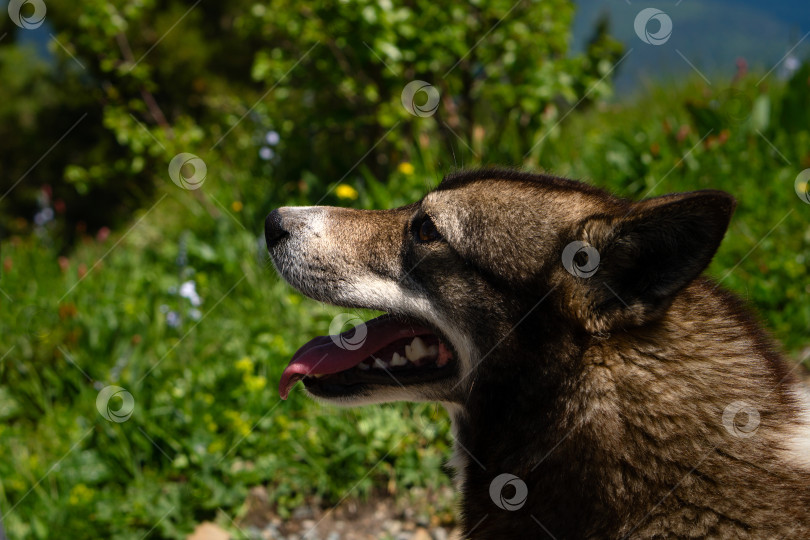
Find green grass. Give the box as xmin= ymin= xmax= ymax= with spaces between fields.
xmin=2 ymin=74 xmax=810 ymax=539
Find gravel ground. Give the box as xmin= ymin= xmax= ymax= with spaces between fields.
xmin=189 ymin=486 xmax=459 ymax=540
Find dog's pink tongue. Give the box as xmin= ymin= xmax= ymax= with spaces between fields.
xmin=278 ymin=315 xmax=432 ymax=399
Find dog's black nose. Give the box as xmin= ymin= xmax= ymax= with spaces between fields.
xmin=265 ymin=209 xmax=289 ymax=251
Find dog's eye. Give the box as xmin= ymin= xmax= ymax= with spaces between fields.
xmin=415 ymin=215 xmax=441 ymax=243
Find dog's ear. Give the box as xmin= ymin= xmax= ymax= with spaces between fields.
xmin=563 ymin=190 xmax=736 ymax=333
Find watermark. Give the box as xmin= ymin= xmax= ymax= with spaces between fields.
xmin=8 ymin=0 xmax=47 ymax=30
xmin=722 ymin=400 xmax=760 ymax=438
xmin=719 ymin=88 xmax=752 ymax=126
xmin=562 ymin=241 xmax=600 ymax=278
xmin=96 ymin=385 xmax=135 ymax=423
xmin=795 ymin=169 xmax=810 ymax=205
xmin=634 ymin=8 xmax=672 ymax=46
xmin=22 ymin=305 xmax=54 ymax=340
xmin=401 ymin=80 xmax=440 ymax=117
xmin=328 ymin=313 xmax=368 ymax=351
xmin=489 ymin=473 xmax=528 ymax=511
xmin=168 ymin=152 xmax=207 ymax=190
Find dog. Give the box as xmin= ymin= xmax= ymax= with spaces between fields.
xmin=265 ymin=169 xmax=810 ymax=539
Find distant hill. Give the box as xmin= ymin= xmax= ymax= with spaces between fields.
xmin=572 ymin=0 xmax=810 ymax=95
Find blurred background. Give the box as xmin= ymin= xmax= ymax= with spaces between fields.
xmin=0 ymin=0 xmax=809 ymax=538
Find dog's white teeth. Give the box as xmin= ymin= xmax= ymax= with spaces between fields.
xmin=391 ymin=352 xmax=407 ymax=367
xmin=406 ymin=337 xmax=429 ymax=362
xmin=405 ymin=337 xmax=439 ymax=364
xmin=361 ymin=338 xmax=442 ymax=372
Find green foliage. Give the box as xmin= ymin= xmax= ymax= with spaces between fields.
xmin=241 ymin=0 xmax=623 ymax=175
xmin=0 ymin=0 xmax=621 ymax=243
xmin=1 ymin=189 xmax=452 ymax=538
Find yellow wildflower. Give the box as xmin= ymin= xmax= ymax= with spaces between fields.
xmin=208 ymin=440 xmax=225 ymax=454
xmin=69 ymin=483 xmax=94 ymax=506
xmin=398 ymin=162 xmax=415 ymax=175
xmin=335 ymin=184 xmax=359 ymax=200
xmin=245 ymin=374 xmax=267 ymax=392
xmin=231 ymin=201 xmax=243 ymax=212
xmin=225 ymin=410 xmax=252 ymax=437
xmin=235 ymin=356 xmax=253 ymax=373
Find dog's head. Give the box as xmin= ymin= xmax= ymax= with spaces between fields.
xmin=266 ymin=169 xmax=735 ymax=406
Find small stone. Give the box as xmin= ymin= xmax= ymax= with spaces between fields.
xmin=187 ymin=522 xmax=230 ymax=540
xmin=412 ymin=527 xmax=432 ymax=540
xmin=293 ymin=506 xmax=315 ymax=520
xmin=300 ymin=522 xmax=319 ymax=540
xmin=384 ymin=519 xmax=402 ymax=535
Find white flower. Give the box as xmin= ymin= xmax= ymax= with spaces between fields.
xmin=785 ymin=56 xmax=800 ymax=71
xmin=259 ymin=146 xmax=274 ymax=160
xmin=34 ymin=208 xmax=54 ymax=226
xmin=179 ymin=280 xmax=202 ymax=306
xmin=166 ymin=311 xmax=181 ymax=328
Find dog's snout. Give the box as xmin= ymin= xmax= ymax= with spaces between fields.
xmin=265 ymin=209 xmax=289 ymax=251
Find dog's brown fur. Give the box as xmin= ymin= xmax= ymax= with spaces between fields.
xmin=458 ymin=278 xmax=810 ymax=538
xmin=267 ymin=169 xmax=810 ymax=538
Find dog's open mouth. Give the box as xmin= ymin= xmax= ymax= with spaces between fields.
xmin=278 ymin=315 xmax=454 ymax=399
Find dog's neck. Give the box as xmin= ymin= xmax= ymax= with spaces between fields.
xmin=447 ymin=278 xmax=810 ymax=538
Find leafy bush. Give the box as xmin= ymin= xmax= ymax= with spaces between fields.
xmin=0 ymin=0 xmax=621 ymax=243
